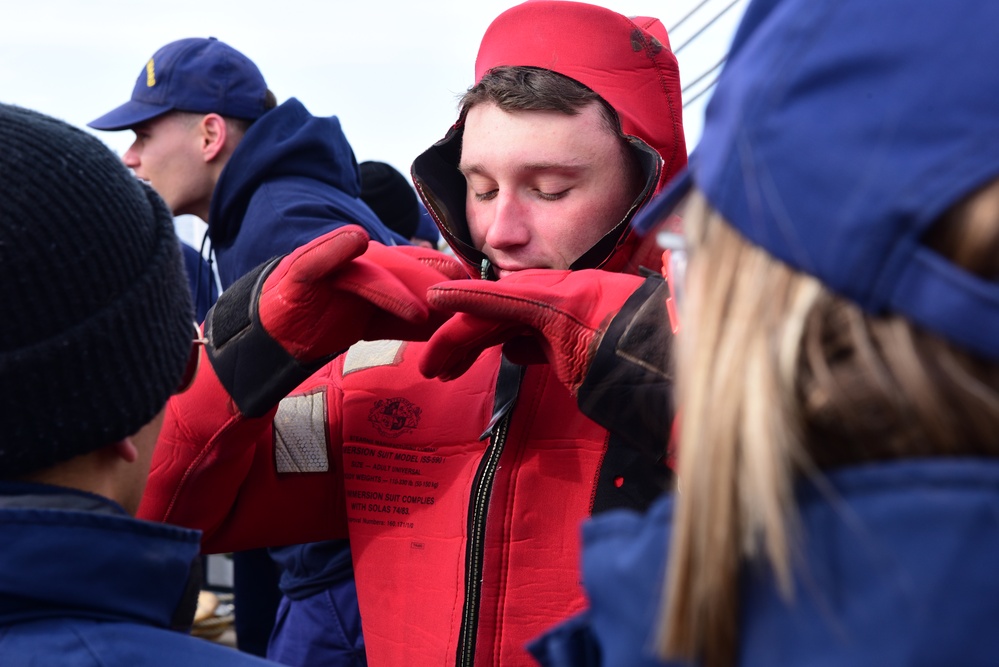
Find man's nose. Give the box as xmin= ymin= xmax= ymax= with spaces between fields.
xmin=484 ymin=192 xmax=530 ymax=249
xmin=122 ymin=145 xmax=140 ymax=169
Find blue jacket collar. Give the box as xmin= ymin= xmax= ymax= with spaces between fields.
xmin=0 ymin=481 xmax=202 ymax=630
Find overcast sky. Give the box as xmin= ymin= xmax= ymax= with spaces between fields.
xmin=0 ymin=0 xmax=747 ymax=245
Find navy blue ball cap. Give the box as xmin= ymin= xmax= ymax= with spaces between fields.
xmin=635 ymin=0 xmax=999 ymax=361
xmin=88 ymin=37 xmax=269 ymax=131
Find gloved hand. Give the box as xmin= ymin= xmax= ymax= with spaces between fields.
xmin=419 ymin=269 xmax=646 ymax=394
xmin=206 ymin=225 xmax=467 ymax=416
xmin=258 ymin=226 xmax=467 ymax=363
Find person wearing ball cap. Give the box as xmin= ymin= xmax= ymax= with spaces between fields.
xmin=531 ymin=0 xmax=999 ymax=665
xmin=88 ymin=35 xmax=410 ymax=666
xmin=88 ymin=36 xmax=404 ymax=291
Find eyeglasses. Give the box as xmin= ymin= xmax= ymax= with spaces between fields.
xmin=657 ymin=230 xmax=687 ymax=334
xmin=176 ymin=323 xmax=208 ymax=395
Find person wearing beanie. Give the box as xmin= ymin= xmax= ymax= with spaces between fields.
xmin=0 ymin=102 xmax=279 ymax=666
xmin=529 ymin=0 xmax=999 ymax=665
xmin=88 ymin=36 xmax=396 ymax=665
xmin=135 ymin=2 xmax=688 ymax=665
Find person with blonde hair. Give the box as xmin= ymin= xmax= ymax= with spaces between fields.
xmin=527 ymin=0 xmax=999 ymax=665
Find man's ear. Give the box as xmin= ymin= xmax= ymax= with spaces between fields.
xmin=200 ymin=113 xmax=229 ymax=162
xmin=110 ymin=439 xmax=139 ymax=464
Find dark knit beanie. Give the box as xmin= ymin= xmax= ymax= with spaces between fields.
xmin=359 ymin=160 xmax=421 ymax=240
xmin=0 ymin=103 xmax=194 ymax=479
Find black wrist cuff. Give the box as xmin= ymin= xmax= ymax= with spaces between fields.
xmin=578 ymin=274 xmax=674 ymax=446
xmin=205 ymin=256 xmax=333 ymax=418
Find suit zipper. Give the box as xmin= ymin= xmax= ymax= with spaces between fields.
xmin=456 ymin=357 xmax=523 ymax=666
xmin=456 ymin=412 xmax=511 ymax=667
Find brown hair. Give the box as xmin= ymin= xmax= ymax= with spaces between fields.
xmin=461 ymin=66 xmax=623 ymax=139
xmin=224 ymin=88 xmax=278 ymax=135
xmin=458 ymin=65 xmax=644 ymax=207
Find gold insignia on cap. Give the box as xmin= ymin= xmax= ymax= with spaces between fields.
xmin=146 ymin=58 xmax=156 ymax=87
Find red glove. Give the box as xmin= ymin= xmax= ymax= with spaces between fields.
xmin=258 ymin=226 xmax=467 ymax=362
xmin=419 ymin=269 xmax=645 ymax=394
xmin=206 ymin=225 xmax=467 ymax=417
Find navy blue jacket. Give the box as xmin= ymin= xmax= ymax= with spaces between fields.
xmin=180 ymin=240 xmax=218 ymax=322
xmin=530 ymin=459 xmax=999 ymax=666
xmin=207 ymin=97 xmax=405 ymax=290
xmin=0 ymin=482 xmax=279 ymax=666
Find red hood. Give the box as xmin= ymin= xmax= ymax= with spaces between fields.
xmin=412 ymin=0 xmax=687 ymax=278
xmin=475 ymin=1 xmax=686 ymax=191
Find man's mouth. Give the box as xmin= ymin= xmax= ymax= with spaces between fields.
xmin=492 ymin=261 xmax=545 ymax=279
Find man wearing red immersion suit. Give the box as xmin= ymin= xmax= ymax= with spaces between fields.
xmin=139 ymin=2 xmax=687 ymax=664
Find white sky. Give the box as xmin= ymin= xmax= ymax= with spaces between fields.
xmin=0 ymin=0 xmax=747 ymax=245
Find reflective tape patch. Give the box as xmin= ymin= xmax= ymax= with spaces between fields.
xmin=342 ymin=339 xmax=405 ymax=376
xmin=274 ymin=390 xmax=329 ymax=473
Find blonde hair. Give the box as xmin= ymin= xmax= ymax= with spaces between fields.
xmin=659 ymin=186 xmax=999 ymax=667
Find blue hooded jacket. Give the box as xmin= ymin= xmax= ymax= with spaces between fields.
xmin=206 ymin=97 xmax=405 ymax=290
xmin=530 ymin=459 xmax=999 ymax=666
xmin=180 ymin=240 xmax=218 ymax=322
xmin=0 ymin=482 xmax=279 ymax=666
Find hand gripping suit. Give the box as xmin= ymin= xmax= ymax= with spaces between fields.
xmin=139 ymin=3 xmax=686 ymax=665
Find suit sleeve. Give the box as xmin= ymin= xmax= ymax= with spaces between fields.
xmin=138 ymin=344 xmax=349 ymax=554
xmin=576 ymin=274 xmax=675 ymax=455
